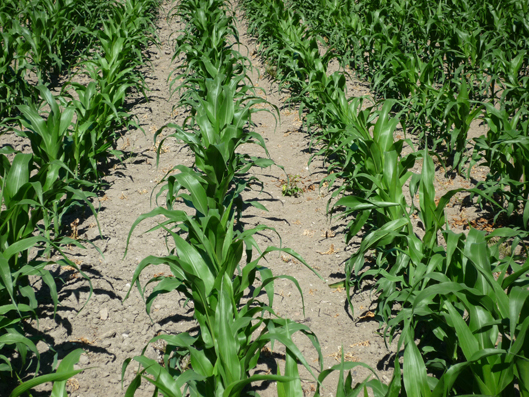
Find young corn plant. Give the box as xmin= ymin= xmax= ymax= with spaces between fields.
xmin=324 ymin=100 xmax=417 ymax=241
xmin=471 ymin=103 xmax=529 ymax=227
xmin=124 ymin=197 xmax=322 ymax=396
xmin=156 ymin=73 xmax=277 ymax=217
xmin=0 ymin=150 xmax=93 ymax=392
xmin=0 ymin=23 xmax=38 ymax=119
xmin=385 ymin=226 xmax=529 ymax=396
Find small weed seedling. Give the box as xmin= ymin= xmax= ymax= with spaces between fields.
xmin=282 ymin=174 xmax=303 ymax=197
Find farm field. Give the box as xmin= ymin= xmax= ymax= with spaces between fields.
xmin=1 ymin=0 xmax=528 ymax=396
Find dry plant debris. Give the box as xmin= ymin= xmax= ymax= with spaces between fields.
xmin=328 ymin=347 xmax=359 ymax=362
xmin=317 ymin=244 xmax=336 ymax=255
xmin=358 ymin=311 xmax=375 ymax=320
xmin=66 ymin=378 xmax=80 ymax=392
xmin=350 ymin=340 xmax=371 ymax=347
xmin=69 ymin=218 xmax=80 ymax=240
xmin=69 ymin=337 xmax=95 ymax=345
xmin=321 ymin=229 xmax=336 ymax=238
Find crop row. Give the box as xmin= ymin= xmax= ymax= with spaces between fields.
xmin=240 ymin=0 xmax=529 ymax=395
xmin=120 ymin=0 xmax=326 ymax=395
xmin=1 ymin=0 xmax=159 ymax=394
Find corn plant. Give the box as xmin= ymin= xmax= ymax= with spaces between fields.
xmin=0 ymin=17 xmax=38 ymax=119
xmin=9 ymin=0 xmax=110 ymax=82
xmin=7 ymin=349 xmax=87 ymax=397
xmin=124 ymin=197 xmax=322 ymax=396
xmin=1 ymin=0 xmax=159 ymax=393
xmin=382 ymin=226 xmax=529 ymax=396
xmin=156 ymin=74 xmax=277 ymax=217
xmin=471 ymin=104 xmax=529 ymax=227
xmin=0 ymin=150 xmax=93 ymax=391
xmin=313 ymin=352 xmax=401 ymax=397
xmin=308 ymin=98 xmax=417 ymax=248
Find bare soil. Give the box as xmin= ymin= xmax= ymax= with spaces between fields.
xmin=1 ymin=2 xmax=501 ymax=397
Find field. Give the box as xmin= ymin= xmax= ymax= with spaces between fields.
xmin=1 ymin=0 xmax=528 ymax=396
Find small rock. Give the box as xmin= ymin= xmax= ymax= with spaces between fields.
xmin=101 ymin=330 xmax=116 ymax=339
xmin=79 ymin=354 xmax=90 ymax=365
xmin=100 ymin=308 xmax=109 ymax=320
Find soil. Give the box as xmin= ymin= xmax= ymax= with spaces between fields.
xmin=1 ymin=2 xmax=505 ymax=397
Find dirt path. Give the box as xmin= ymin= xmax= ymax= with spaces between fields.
xmin=14 ymin=2 xmax=492 ymax=396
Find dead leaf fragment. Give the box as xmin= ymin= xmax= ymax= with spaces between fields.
xmin=358 ymin=311 xmax=375 ymax=320
xmin=70 ymin=336 xmax=95 ymax=345
xmin=67 ymin=378 xmax=80 ymax=391
xmin=321 ymin=229 xmax=336 ymax=238
xmin=328 ymin=347 xmax=359 ymax=362
xmin=317 ymin=244 xmax=336 ymax=255
xmin=69 ymin=218 xmax=79 ymax=240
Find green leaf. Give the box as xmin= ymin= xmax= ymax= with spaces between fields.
xmin=403 ymin=332 xmax=431 ymax=397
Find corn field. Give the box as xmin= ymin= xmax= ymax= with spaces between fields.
xmin=0 ymin=0 xmax=528 ymax=396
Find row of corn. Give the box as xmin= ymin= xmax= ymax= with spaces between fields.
xmin=241 ymin=0 xmax=529 ymax=395
xmin=120 ymin=0 xmax=326 ymax=395
xmin=1 ymin=0 xmax=159 ymax=394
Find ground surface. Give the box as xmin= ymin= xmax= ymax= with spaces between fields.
xmin=2 ymin=2 xmax=499 ymax=396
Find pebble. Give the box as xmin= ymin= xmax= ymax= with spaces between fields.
xmin=101 ymin=330 xmax=116 ymax=339
xmin=100 ymin=308 xmax=109 ymax=320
